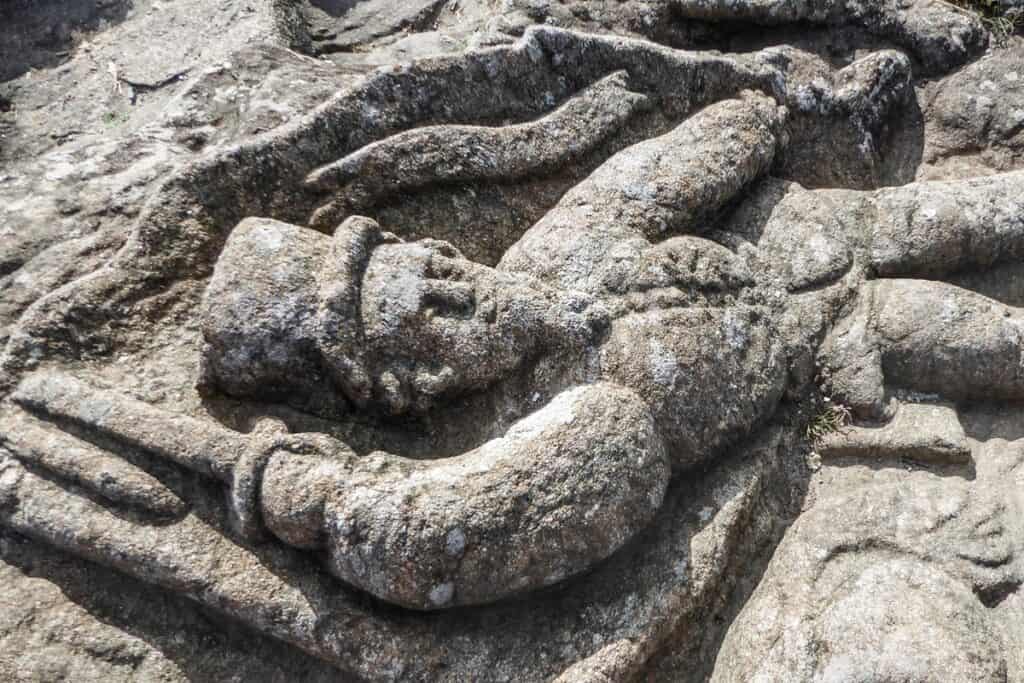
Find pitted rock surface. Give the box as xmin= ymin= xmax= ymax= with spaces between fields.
xmin=1 ymin=1 xmax=1023 ymax=681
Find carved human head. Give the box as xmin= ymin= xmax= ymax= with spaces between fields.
xmin=199 ymin=216 xmax=605 ymax=415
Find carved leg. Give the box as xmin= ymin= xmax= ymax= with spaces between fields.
xmin=822 ymin=278 xmax=1024 ymax=418
xmin=819 ymin=170 xmax=1024 ymax=426
xmin=872 ymin=279 xmax=1024 ymax=401
xmin=868 ymin=170 xmax=1024 ymax=278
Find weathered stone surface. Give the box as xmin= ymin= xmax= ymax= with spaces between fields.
xmin=671 ymin=0 xmax=988 ymax=72
xmin=922 ymin=43 xmax=1024 ymax=176
xmin=714 ymin=464 xmax=1022 ymax=682
xmin=818 ymin=401 xmax=972 ymax=464
xmin=1 ymin=0 xmax=1023 ymax=681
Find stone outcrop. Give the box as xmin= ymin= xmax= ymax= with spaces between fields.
xmin=1 ymin=0 xmax=1023 ymax=680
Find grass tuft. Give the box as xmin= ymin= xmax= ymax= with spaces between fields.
xmin=806 ymin=401 xmax=853 ymax=444
xmin=949 ymin=0 xmax=1023 ymax=44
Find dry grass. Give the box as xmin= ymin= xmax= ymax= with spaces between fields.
xmin=949 ymin=0 xmax=1023 ymax=44
xmin=806 ymin=401 xmax=853 ymax=444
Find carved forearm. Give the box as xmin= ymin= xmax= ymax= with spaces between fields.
xmin=868 ymin=170 xmax=1024 ymax=277
xmin=5 ymin=373 xmax=669 ymax=611
xmin=259 ymin=383 xmax=670 ymax=610
xmin=499 ymin=91 xmax=787 ymax=292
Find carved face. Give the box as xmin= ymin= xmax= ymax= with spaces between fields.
xmin=352 ymin=239 xmax=604 ymax=414
xmin=199 ymin=218 xmax=604 ymax=416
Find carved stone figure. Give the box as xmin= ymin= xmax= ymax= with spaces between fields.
xmin=1 ymin=2 xmax=1022 ymax=679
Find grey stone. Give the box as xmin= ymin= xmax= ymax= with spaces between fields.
xmin=1 ymin=0 xmax=1023 ymax=680
xmin=817 ymin=401 xmax=971 ymax=464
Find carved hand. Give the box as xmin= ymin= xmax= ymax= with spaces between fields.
xmin=1 ymin=373 xmax=669 ymax=610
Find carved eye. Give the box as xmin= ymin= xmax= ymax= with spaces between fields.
xmin=422 ymin=283 xmax=475 ymax=320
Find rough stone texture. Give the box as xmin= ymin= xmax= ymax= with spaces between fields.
xmin=921 ymin=43 xmax=1024 ymax=177
xmin=1 ymin=0 xmax=1023 ymax=681
xmin=818 ymin=401 xmax=972 ymax=464
xmin=714 ymin=431 xmax=1024 ymax=682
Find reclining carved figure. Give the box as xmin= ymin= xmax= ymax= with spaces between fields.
xmin=1 ymin=24 xmax=1023 ymax=675
xmin=3 ymin=92 xmax=791 ymax=610
xmin=7 ymin=84 xmax=1024 ymax=614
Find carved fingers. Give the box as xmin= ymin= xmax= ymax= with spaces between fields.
xmin=0 ymin=411 xmax=186 ymax=517
xmin=421 ymin=247 xmax=478 ymax=319
xmin=0 ymin=374 xmax=242 ymax=522
xmin=12 ymin=373 xmax=245 ymax=481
